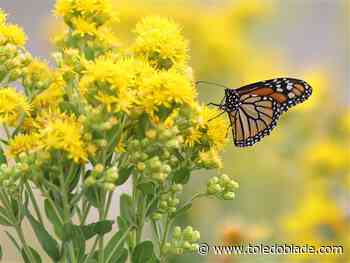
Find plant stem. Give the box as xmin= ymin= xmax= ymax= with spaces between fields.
xmin=25 ymin=182 xmax=44 ymax=225
xmin=160 ymin=215 xmax=171 ymax=260
xmin=98 ymin=190 xmax=106 ymax=263
xmin=59 ymin=172 xmax=77 ymax=263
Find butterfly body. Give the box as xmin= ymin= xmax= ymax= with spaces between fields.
xmin=210 ymin=78 xmax=312 ymax=147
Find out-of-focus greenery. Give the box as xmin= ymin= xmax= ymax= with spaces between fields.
xmin=41 ymin=0 xmax=348 ymax=262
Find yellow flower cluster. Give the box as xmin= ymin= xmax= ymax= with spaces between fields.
xmin=133 ymin=16 xmax=188 ymax=69
xmin=54 ymin=0 xmax=119 ymax=51
xmin=40 ymin=114 xmax=87 ymax=163
xmin=0 ymin=9 xmax=26 ymax=46
xmin=0 ymin=88 xmax=31 ymax=126
xmin=283 ymin=189 xmax=349 ymax=261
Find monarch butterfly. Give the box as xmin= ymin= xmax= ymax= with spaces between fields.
xmin=198 ymin=78 xmax=312 ymax=147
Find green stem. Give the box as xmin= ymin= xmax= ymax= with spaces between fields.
xmin=25 ymin=182 xmax=44 ymax=225
xmin=160 ymin=215 xmax=171 ymax=260
xmin=98 ymin=190 xmax=106 ymax=263
xmin=59 ymin=172 xmax=77 ymax=263
xmin=15 ymin=224 xmax=37 ymax=263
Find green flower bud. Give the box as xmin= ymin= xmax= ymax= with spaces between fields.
xmin=191 ymin=230 xmax=201 ymax=242
xmin=162 ymin=164 xmax=171 ymax=173
xmin=183 ymin=241 xmax=192 ymax=250
xmin=223 ymin=192 xmax=235 ymax=200
xmin=152 ymin=212 xmax=162 ymax=221
xmin=136 ymin=162 xmax=146 ymax=171
xmin=171 ymin=184 xmax=183 ymax=192
xmin=160 ymin=201 xmax=168 ymax=209
xmin=173 ymin=226 xmax=182 ymax=239
xmin=183 ymin=226 xmax=194 ymax=240
xmin=162 ymin=242 xmax=171 ymax=254
xmin=103 ymin=183 xmax=116 ymax=192
xmin=220 ymin=174 xmax=230 ymax=183
xmin=84 ymin=177 xmax=96 ymax=187
xmin=190 ymin=244 xmax=199 ymax=252
xmin=150 ymin=160 xmax=162 ymax=171
xmin=209 ymin=176 xmax=219 ymax=185
xmin=168 ymin=207 xmax=177 ymax=213
xmin=170 ymin=198 xmax=180 ymax=207
xmin=146 ymin=129 xmax=157 ymax=139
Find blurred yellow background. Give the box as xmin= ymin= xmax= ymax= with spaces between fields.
xmin=0 ymin=0 xmax=349 ymax=262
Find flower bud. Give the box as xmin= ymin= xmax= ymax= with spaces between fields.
xmin=136 ymin=162 xmax=146 ymax=171
xmin=173 ymin=226 xmax=182 ymax=239
xmin=223 ymin=192 xmax=235 ymax=200
xmin=84 ymin=176 xmax=96 ymax=187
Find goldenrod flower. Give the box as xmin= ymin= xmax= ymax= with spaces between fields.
xmin=133 ymin=16 xmax=188 ymax=69
xmin=0 ymin=23 xmax=27 ymax=46
xmin=197 ymin=149 xmax=223 ymax=169
xmin=0 ymin=88 xmax=31 ymax=126
xmin=71 ymin=17 xmax=97 ymax=36
xmin=305 ymin=141 xmax=350 ymax=171
xmin=138 ymin=69 xmax=196 ymax=117
xmin=40 ymin=114 xmax=88 ymax=163
xmin=283 ymin=189 xmax=348 ymax=247
xmin=7 ymin=133 xmax=40 ymax=157
xmin=54 ymin=0 xmax=117 ymax=25
xmin=23 ymin=59 xmax=52 ymax=90
xmin=197 ymin=106 xmax=228 ymax=150
xmin=0 ymin=9 xmax=7 ymax=24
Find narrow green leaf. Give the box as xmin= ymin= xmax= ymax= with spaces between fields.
xmin=120 ymin=194 xmax=134 ymax=224
xmin=22 ymin=246 xmax=42 ymax=263
xmin=109 ymin=248 xmax=128 ymax=263
xmin=44 ymin=199 xmax=63 ymax=239
xmin=105 ymin=230 xmax=124 ymax=260
xmin=0 ymin=213 xmax=12 ymax=226
xmin=172 ymin=167 xmax=191 ymax=184
xmin=115 ymin=166 xmax=133 ymax=186
xmin=116 ymin=216 xmax=128 ymax=232
xmin=137 ymin=182 xmax=155 ymax=195
xmin=85 ymin=188 xmax=99 ymax=208
xmin=132 ymin=241 xmax=155 ymax=263
xmin=0 ymin=244 xmax=2 ymax=261
xmin=26 ymin=210 xmax=61 ymax=261
xmin=171 ymin=203 xmax=192 ymax=219
xmin=0 ymin=148 xmax=6 ymax=164
xmin=5 ymin=231 xmax=20 ymax=252
xmin=81 ymin=220 xmax=114 ymax=240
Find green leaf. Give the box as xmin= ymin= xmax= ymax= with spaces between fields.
xmin=116 ymin=216 xmax=128 ymax=232
xmin=172 ymin=167 xmax=191 ymax=184
xmin=105 ymin=230 xmax=125 ymax=260
xmin=22 ymin=246 xmax=42 ymax=263
xmin=171 ymin=203 xmax=192 ymax=219
xmin=0 ymin=244 xmax=2 ymax=261
xmin=120 ymin=194 xmax=134 ymax=224
xmin=44 ymin=199 xmax=63 ymax=239
xmin=85 ymin=188 xmax=99 ymax=208
xmin=137 ymin=182 xmax=155 ymax=195
xmin=0 ymin=148 xmax=6 ymax=164
xmin=81 ymin=220 xmax=114 ymax=240
xmin=0 ymin=212 xmax=12 ymax=226
xmin=115 ymin=166 xmax=133 ymax=186
xmin=26 ymin=210 xmax=61 ymax=261
xmin=109 ymin=248 xmax=128 ymax=263
xmin=5 ymin=231 xmax=20 ymax=252
xmin=132 ymin=241 xmax=155 ymax=263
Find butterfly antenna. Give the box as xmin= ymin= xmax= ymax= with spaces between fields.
xmin=207 ymin=111 xmax=226 ymax=122
xmin=196 ymin=80 xmax=229 ymax=89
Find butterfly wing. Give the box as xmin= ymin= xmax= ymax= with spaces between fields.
xmin=228 ymin=78 xmax=312 ymax=147
xmin=229 ymin=95 xmax=281 ymax=147
xmin=236 ymin=78 xmax=312 ymax=112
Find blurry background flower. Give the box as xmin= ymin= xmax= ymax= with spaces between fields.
xmin=0 ymin=0 xmax=349 ymax=262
